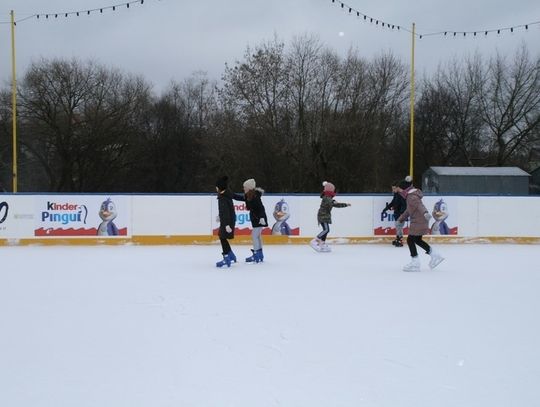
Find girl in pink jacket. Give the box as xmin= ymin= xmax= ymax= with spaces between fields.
xmin=397 ymin=176 xmax=444 ymax=271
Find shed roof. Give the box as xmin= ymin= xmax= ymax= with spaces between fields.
xmin=427 ymin=166 xmax=530 ymax=177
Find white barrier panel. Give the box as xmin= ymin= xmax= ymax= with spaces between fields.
xmin=34 ymin=195 xmax=131 ymax=237
xmin=1 ymin=194 xmax=539 ymax=244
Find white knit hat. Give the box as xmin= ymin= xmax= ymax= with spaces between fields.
xmin=243 ymin=178 xmax=256 ymax=190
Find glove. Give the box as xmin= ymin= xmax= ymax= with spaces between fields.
xmin=259 ymin=218 xmax=266 ymax=226
xmin=424 ymin=212 xmax=432 ymax=221
xmin=225 ymin=225 xmax=232 ymax=233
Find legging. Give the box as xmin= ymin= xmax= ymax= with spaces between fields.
xmin=220 ymin=237 xmax=231 ymax=255
xmin=317 ymin=222 xmax=330 ymax=242
xmin=407 ymin=235 xmax=431 ymax=257
xmin=252 ymin=227 xmax=263 ymax=250
xmin=395 ymin=220 xmax=405 ymax=238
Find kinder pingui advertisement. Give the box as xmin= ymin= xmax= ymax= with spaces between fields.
xmin=374 ymin=195 xmax=458 ymax=236
xmin=35 ymin=196 xmax=130 ymax=237
xmin=211 ymin=196 xmax=300 ymax=236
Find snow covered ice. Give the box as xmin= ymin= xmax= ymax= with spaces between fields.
xmin=1 ymin=243 xmax=539 ymax=407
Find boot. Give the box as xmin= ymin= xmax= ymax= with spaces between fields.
xmin=428 ymin=248 xmax=444 ymax=269
xmin=320 ymin=243 xmax=331 ymax=252
xmin=394 ymin=236 xmax=403 ymax=247
xmin=216 ymin=253 xmax=231 ymax=268
xmin=229 ymin=250 xmax=237 ymax=263
xmin=255 ymin=249 xmax=264 ymax=263
xmin=403 ymin=256 xmax=420 ymax=272
xmin=309 ymin=238 xmax=322 ymax=251
xmin=245 ymin=249 xmax=256 ymax=263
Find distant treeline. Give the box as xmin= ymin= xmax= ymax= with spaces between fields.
xmin=1 ymin=35 xmax=539 ymax=193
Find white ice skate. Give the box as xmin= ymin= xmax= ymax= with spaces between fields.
xmin=320 ymin=243 xmax=331 ymax=252
xmin=403 ymin=256 xmax=420 ymax=272
xmin=309 ymin=238 xmax=322 ymax=252
xmin=429 ymin=249 xmax=445 ymax=269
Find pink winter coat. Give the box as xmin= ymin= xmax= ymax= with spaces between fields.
xmin=398 ymin=187 xmax=430 ymax=236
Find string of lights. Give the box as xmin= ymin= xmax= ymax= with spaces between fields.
xmin=418 ymin=21 xmax=540 ymax=39
xmin=0 ymin=0 xmax=156 ymax=25
xmin=330 ymin=0 xmax=540 ymax=39
xmin=330 ymin=0 xmax=409 ymax=33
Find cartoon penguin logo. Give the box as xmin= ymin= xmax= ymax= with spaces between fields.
xmin=431 ymin=199 xmax=450 ymax=235
xmin=271 ymin=199 xmax=292 ymax=235
xmin=97 ymin=198 xmax=119 ymax=236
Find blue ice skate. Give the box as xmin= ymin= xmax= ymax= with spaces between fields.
xmin=246 ymin=249 xmax=264 ymax=263
xmin=255 ymin=249 xmax=264 ymax=263
xmin=246 ymin=249 xmax=257 ymax=263
xmin=228 ymin=250 xmax=237 ymax=263
xmin=216 ymin=254 xmax=232 ymax=268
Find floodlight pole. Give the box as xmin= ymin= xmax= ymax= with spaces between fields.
xmin=11 ymin=10 xmax=18 ymax=193
xmin=409 ymin=22 xmax=415 ymax=179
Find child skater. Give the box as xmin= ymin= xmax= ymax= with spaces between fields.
xmin=397 ymin=176 xmax=444 ymax=271
xmin=215 ymin=176 xmax=237 ymax=268
xmin=381 ymin=180 xmax=407 ymax=247
xmin=310 ymin=181 xmax=351 ymax=252
xmin=233 ymin=178 xmax=268 ymax=263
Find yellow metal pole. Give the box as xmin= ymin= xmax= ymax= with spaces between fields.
xmin=11 ymin=10 xmax=18 ymax=193
xmin=409 ymin=22 xmax=415 ymax=179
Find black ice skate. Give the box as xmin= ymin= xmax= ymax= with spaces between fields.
xmin=392 ymin=237 xmax=403 ymax=247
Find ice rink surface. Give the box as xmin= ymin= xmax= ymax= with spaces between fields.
xmin=1 ymin=243 xmax=538 ymax=407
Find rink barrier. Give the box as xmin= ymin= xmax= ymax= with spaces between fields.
xmin=1 ymin=193 xmax=540 ymax=245
xmin=1 ymin=235 xmax=540 ymax=246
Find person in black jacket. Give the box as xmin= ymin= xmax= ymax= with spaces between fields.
xmin=215 ymin=176 xmax=237 ymax=268
xmin=233 ymin=178 xmax=268 ymax=263
xmin=382 ymin=180 xmax=408 ymax=247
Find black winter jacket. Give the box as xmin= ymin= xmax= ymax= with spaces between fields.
xmin=233 ymin=188 xmax=268 ymax=228
xmin=383 ymin=192 xmax=407 ymax=218
xmin=217 ymin=189 xmax=236 ymax=239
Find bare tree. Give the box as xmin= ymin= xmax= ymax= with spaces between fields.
xmin=480 ymin=45 xmax=540 ymax=166
xmin=17 ymin=58 xmax=152 ymax=191
xmin=416 ymin=55 xmax=485 ymax=169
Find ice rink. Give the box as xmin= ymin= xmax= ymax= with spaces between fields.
xmin=1 ymin=243 xmax=538 ymax=407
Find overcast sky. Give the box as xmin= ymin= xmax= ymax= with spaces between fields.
xmin=0 ymin=0 xmax=538 ymax=94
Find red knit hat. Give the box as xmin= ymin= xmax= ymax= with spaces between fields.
xmin=322 ymin=181 xmax=336 ymax=197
